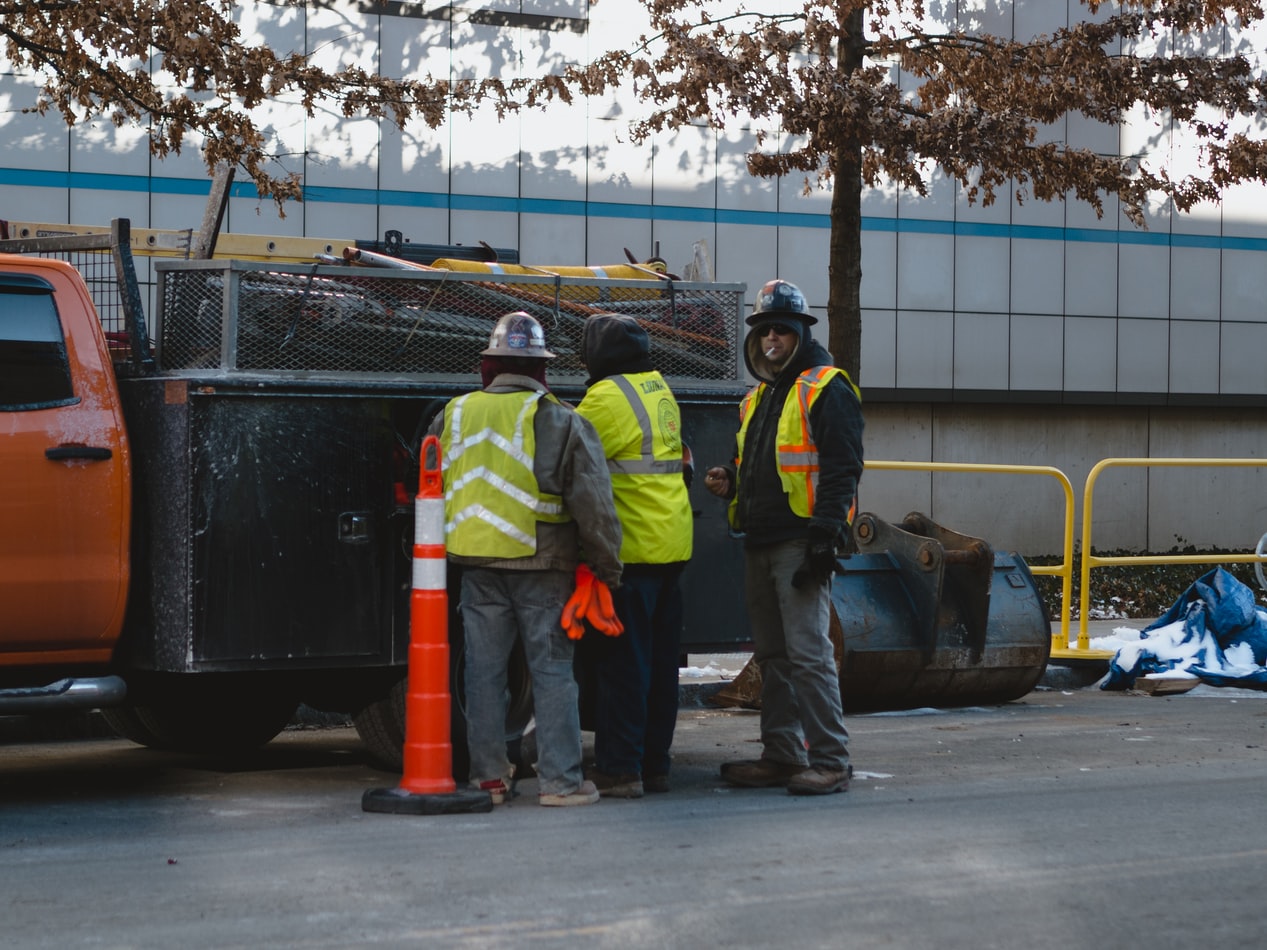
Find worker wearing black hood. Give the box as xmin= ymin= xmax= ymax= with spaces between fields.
xmin=576 ymin=313 xmax=694 ymax=798
xmin=704 ymin=279 xmax=864 ymax=796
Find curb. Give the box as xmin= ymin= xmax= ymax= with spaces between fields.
xmin=678 ymin=658 xmax=1110 ymax=711
xmin=679 ymin=681 xmax=732 ymax=709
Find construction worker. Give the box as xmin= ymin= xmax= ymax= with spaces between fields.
xmin=430 ymin=311 xmax=623 ymax=807
xmin=575 ymin=313 xmax=694 ymax=798
xmin=704 ymin=279 xmax=864 ymax=795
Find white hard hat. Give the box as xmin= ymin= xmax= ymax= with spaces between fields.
xmin=481 ymin=311 xmax=556 ymax=358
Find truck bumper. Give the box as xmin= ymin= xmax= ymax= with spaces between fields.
xmin=0 ymin=676 xmax=127 ymax=714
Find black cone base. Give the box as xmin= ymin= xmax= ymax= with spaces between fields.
xmin=361 ymin=786 xmax=493 ymax=815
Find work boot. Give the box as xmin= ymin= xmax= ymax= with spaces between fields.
xmin=787 ymin=764 xmax=853 ymax=796
xmin=720 ymin=758 xmax=807 ymax=788
xmin=539 ymin=780 xmax=600 ymax=807
xmin=470 ymin=777 xmax=511 ymax=804
xmin=588 ymin=770 xmax=644 ymax=799
xmin=643 ymin=774 xmax=670 ymax=794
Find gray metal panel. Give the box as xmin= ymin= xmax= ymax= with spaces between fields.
xmin=1117 ymin=318 xmax=1170 ymax=393
xmin=1063 ymin=316 xmax=1117 ymax=391
xmin=1009 ymin=313 xmax=1064 ymax=391
xmin=1221 ymin=322 xmax=1267 ymax=395
xmin=1169 ymin=246 xmax=1221 ymax=321
xmin=952 ymin=311 xmax=1010 ymax=391
xmin=895 ymin=310 xmax=954 ymax=390
xmin=1118 ymin=244 xmax=1171 ymax=320
xmin=1168 ymin=320 xmax=1221 ymax=394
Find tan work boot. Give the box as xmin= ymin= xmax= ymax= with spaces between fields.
xmin=539 ymin=780 xmax=600 ymax=807
xmin=720 ymin=758 xmax=807 ymax=788
xmin=787 ymin=764 xmax=853 ymax=795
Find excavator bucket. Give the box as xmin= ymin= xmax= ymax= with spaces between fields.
xmin=836 ymin=512 xmax=1050 ymax=711
xmin=711 ymin=512 xmax=1050 ymax=712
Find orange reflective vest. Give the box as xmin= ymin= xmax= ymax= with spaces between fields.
xmin=729 ymin=365 xmax=860 ymax=526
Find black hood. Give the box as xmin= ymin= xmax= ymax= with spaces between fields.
xmin=582 ymin=313 xmax=654 ymax=383
xmin=744 ymin=315 xmax=832 ymax=382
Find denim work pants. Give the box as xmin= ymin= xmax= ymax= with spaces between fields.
xmin=460 ymin=567 xmax=585 ymax=795
xmin=589 ymin=563 xmax=685 ymax=778
xmin=744 ymin=539 xmax=850 ymax=771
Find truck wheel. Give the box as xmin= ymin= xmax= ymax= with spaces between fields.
xmin=353 ymin=633 xmax=534 ymax=779
xmin=102 ymin=685 xmax=298 ymax=755
xmin=352 ymin=674 xmax=408 ymax=773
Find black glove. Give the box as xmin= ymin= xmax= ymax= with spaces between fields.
xmin=681 ymin=444 xmax=695 ymax=489
xmin=792 ymin=531 xmax=838 ymax=589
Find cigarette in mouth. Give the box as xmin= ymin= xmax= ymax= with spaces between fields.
xmin=765 ymin=347 xmax=777 ymax=358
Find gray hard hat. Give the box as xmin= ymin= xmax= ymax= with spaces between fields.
xmin=481 ymin=311 xmax=556 ymax=358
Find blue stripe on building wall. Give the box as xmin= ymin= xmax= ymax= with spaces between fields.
xmin=5 ymin=166 xmax=1266 ymax=253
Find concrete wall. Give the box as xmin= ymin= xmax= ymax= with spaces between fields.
xmin=861 ymin=403 xmax=1267 ymax=558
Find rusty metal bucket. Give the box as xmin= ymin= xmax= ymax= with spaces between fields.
xmin=835 ymin=512 xmax=1051 ymax=711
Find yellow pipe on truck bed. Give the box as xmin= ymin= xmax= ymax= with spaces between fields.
xmin=428 ymin=259 xmax=670 ymax=302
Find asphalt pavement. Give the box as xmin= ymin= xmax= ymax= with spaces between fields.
xmin=5 ymin=674 xmax=1267 ymax=949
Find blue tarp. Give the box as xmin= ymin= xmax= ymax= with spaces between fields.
xmin=1102 ymin=567 xmax=1267 ymax=690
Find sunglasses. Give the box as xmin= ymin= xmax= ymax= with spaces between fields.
xmin=762 ymin=324 xmax=796 ymax=337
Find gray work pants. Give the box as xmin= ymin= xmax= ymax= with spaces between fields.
xmin=460 ymin=567 xmax=585 ymax=795
xmin=744 ymin=539 xmax=850 ymax=771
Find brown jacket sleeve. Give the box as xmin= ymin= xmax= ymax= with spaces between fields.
xmin=534 ymin=400 xmax=624 ymax=588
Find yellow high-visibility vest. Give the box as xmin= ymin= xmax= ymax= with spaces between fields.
xmin=440 ymin=389 xmax=569 ymax=558
xmin=578 ymin=371 xmax=693 ymax=564
xmin=730 ymin=366 xmax=859 ymax=525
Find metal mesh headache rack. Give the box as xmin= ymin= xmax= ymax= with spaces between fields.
xmin=0 ymin=219 xmax=153 ymax=374
xmin=155 ymin=259 xmax=746 ymax=387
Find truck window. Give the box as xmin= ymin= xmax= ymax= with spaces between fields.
xmin=0 ymin=273 xmax=75 ymax=411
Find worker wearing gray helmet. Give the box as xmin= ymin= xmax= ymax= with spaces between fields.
xmin=430 ymin=311 xmax=622 ymax=807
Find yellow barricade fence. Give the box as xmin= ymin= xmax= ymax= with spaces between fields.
xmin=863 ymin=461 xmax=1076 ymax=656
xmin=1078 ymin=457 xmax=1267 ymax=651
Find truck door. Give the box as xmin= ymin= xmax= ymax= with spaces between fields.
xmin=0 ymin=263 xmax=130 ymax=663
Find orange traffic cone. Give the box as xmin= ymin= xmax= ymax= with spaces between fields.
xmin=362 ymin=435 xmax=492 ymax=815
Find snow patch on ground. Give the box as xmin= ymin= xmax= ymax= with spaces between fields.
xmin=680 ymin=662 xmax=743 ymax=680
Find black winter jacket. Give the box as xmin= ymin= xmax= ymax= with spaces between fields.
xmin=727 ymin=320 xmax=865 ymax=548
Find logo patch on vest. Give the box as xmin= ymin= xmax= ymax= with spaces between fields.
xmin=657 ymin=398 xmax=681 ymax=452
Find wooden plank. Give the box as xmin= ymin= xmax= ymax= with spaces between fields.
xmin=1134 ymin=676 xmax=1201 ymax=695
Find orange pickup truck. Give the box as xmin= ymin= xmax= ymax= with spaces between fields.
xmin=1 ymin=257 xmax=131 ymax=700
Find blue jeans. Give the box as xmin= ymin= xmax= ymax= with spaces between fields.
xmin=589 ymin=564 xmax=685 ymax=778
xmin=460 ymin=567 xmax=584 ymax=796
xmin=744 ymin=539 xmax=850 ymax=771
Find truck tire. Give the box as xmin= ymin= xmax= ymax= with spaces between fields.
xmin=352 ymin=674 xmax=409 ymax=773
xmin=101 ymin=680 xmax=298 ymax=755
xmin=353 ymin=632 xmax=534 ymax=779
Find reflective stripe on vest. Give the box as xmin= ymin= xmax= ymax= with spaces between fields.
xmin=606 ymin=375 xmax=685 ymax=477
xmin=732 ymin=365 xmax=857 ymax=521
xmin=441 ymin=389 xmax=568 ymax=558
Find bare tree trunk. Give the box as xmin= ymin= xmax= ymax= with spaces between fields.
xmin=827 ymin=6 xmax=866 ymax=383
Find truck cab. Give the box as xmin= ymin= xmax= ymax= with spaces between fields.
xmin=0 ymin=256 xmax=130 ymax=677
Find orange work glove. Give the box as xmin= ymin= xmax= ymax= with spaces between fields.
xmin=560 ymin=564 xmax=595 ymax=640
xmin=584 ymin=575 xmax=624 ymax=637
